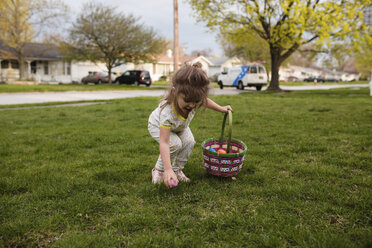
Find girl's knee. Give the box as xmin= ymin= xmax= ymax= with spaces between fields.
xmin=184 ymin=137 xmax=196 ymax=148
xmin=170 ymin=139 xmax=182 ymax=152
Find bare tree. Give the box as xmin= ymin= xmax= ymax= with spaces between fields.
xmin=0 ymin=0 xmax=68 ymax=80
xmin=190 ymin=48 xmax=212 ymax=57
xmin=61 ymin=2 xmax=166 ymax=84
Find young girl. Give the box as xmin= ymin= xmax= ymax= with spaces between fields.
xmin=148 ymin=62 xmax=232 ymax=188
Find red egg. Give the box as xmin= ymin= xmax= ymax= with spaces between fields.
xmin=217 ymin=149 xmax=226 ymax=154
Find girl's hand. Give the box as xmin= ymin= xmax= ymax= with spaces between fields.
xmin=221 ymin=105 xmax=232 ymax=113
xmin=163 ymin=169 xmax=178 ymax=188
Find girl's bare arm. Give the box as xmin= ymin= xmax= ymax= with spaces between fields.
xmin=206 ymin=98 xmax=232 ymax=113
xmin=159 ymin=127 xmax=178 ymax=187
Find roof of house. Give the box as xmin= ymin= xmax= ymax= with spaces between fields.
xmin=156 ymin=54 xmax=198 ymax=63
xmin=0 ymin=41 xmax=61 ymax=60
xmin=206 ymin=56 xmax=241 ymax=66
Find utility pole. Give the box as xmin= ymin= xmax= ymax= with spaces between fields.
xmin=364 ymin=5 xmax=372 ymax=96
xmin=173 ymin=0 xmax=179 ymax=72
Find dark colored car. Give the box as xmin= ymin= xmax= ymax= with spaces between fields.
xmin=304 ymin=76 xmax=325 ymax=83
xmin=325 ymin=78 xmax=339 ymax=82
xmin=81 ymin=72 xmax=114 ymax=84
xmin=114 ymin=70 xmax=152 ymax=87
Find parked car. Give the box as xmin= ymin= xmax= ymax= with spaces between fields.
xmin=287 ymin=76 xmax=299 ymax=82
xmin=304 ymin=76 xmax=325 ymax=83
xmin=325 ymin=78 xmax=339 ymax=82
xmin=81 ymin=72 xmax=114 ymax=84
xmin=217 ymin=64 xmax=267 ymax=91
xmin=114 ymin=70 xmax=152 ymax=87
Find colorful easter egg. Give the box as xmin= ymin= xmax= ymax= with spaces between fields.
xmin=217 ymin=149 xmax=226 ymax=154
xmin=171 ymin=178 xmax=178 ymax=188
xmin=209 ymin=148 xmax=216 ymax=152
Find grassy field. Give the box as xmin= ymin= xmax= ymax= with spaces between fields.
xmin=0 ymin=81 xmax=169 ymax=93
xmin=278 ymin=81 xmax=369 ymax=86
xmin=0 ymin=80 xmax=368 ymax=93
xmin=208 ymin=81 xmax=369 ymax=87
xmin=0 ymin=88 xmax=371 ymax=247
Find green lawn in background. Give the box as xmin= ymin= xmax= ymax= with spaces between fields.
xmin=208 ymin=81 xmax=369 ymax=87
xmin=0 ymin=80 xmax=368 ymax=93
xmin=0 ymin=81 xmax=169 ymax=93
xmin=278 ymin=80 xmax=369 ymax=86
xmin=0 ymin=88 xmax=371 ymax=247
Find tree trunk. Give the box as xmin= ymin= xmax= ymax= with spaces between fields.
xmin=18 ymin=53 xmax=25 ymax=80
xmin=267 ymin=48 xmax=281 ymax=90
xmin=108 ymin=66 xmax=112 ymax=84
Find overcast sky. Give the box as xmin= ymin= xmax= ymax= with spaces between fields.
xmin=62 ymin=0 xmax=224 ymax=56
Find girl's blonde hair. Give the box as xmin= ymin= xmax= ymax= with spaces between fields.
xmin=162 ymin=61 xmax=210 ymax=109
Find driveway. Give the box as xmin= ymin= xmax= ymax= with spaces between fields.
xmin=0 ymin=84 xmax=368 ymax=105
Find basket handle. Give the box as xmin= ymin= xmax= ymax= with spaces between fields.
xmin=219 ymin=110 xmax=232 ymax=153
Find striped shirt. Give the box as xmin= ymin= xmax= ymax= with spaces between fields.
xmin=148 ymin=101 xmax=197 ymax=133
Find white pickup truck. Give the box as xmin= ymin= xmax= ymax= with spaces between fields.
xmin=217 ymin=64 xmax=268 ymax=91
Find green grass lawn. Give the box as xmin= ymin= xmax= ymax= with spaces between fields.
xmin=0 ymin=88 xmax=371 ymax=247
xmin=0 ymin=81 xmax=169 ymax=93
xmin=278 ymin=80 xmax=369 ymax=86
xmin=1 ymin=80 xmax=368 ymax=93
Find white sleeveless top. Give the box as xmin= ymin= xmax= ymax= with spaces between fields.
xmin=148 ymin=101 xmax=197 ymax=133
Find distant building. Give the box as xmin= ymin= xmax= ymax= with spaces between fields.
xmin=0 ymin=41 xmax=108 ymax=83
xmin=0 ymin=41 xmax=265 ymax=83
xmin=127 ymin=49 xmax=212 ymax=81
xmin=279 ymin=64 xmax=360 ymax=82
xmin=206 ymin=57 xmax=242 ymax=77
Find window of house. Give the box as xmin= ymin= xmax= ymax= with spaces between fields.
xmin=250 ymin=66 xmax=257 ymax=73
xmin=10 ymin=60 xmax=19 ymax=69
xmin=1 ymin=60 xmax=9 ymax=69
xmin=63 ymin=61 xmax=71 ymax=75
xmin=44 ymin=61 xmax=49 ymax=75
xmin=153 ymin=63 xmax=156 ymax=74
xmin=66 ymin=62 xmax=71 ymax=75
xmin=157 ymin=64 xmax=165 ymax=75
xmin=165 ymin=64 xmax=170 ymax=74
xmin=31 ymin=61 xmax=37 ymax=73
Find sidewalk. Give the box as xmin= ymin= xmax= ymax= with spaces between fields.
xmin=0 ymin=84 xmax=368 ymax=106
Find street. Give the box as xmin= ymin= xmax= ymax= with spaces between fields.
xmin=0 ymin=84 xmax=368 ymax=105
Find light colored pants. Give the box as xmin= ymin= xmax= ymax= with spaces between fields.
xmin=148 ymin=125 xmax=195 ymax=171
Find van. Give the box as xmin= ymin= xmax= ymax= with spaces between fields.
xmin=217 ymin=64 xmax=268 ymax=91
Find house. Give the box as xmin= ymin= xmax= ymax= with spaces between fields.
xmin=279 ymin=64 xmax=360 ymax=82
xmin=125 ymin=49 xmax=213 ymax=81
xmin=0 ymin=42 xmax=243 ymax=83
xmin=0 ymin=43 xmax=212 ymax=83
xmin=206 ymin=57 xmax=242 ymax=77
xmin=0 ymin=41 xmax=108 ymax=83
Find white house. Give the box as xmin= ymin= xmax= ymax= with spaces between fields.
xmin=0 ymin=43 xmax=216 ymax=83
xmin=0 ymin=42 xmax=109 ymax=83
xmin=206 ymin=57 xmax=242 ymax=77
xmin=126 ymin=49 xmax=213 ymax=81
xmin=279 ymin=64 xmax=360 ymax=82
xmin=0 ymin=42 xmax=255 ymax=83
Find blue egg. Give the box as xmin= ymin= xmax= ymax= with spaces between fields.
xmin=209 ymin=148 xmax=216 ymax=152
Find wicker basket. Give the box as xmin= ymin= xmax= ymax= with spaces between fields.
xmin=201 ymin=111 xmax=247 ymax=177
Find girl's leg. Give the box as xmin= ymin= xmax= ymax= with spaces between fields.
xmin=173 ymin=127 xmax=195 ymax=171
xmin=154 ymin=132 xmax=182 ymax=171
xmin=148 ymin=125 xmax=182 ymax=171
